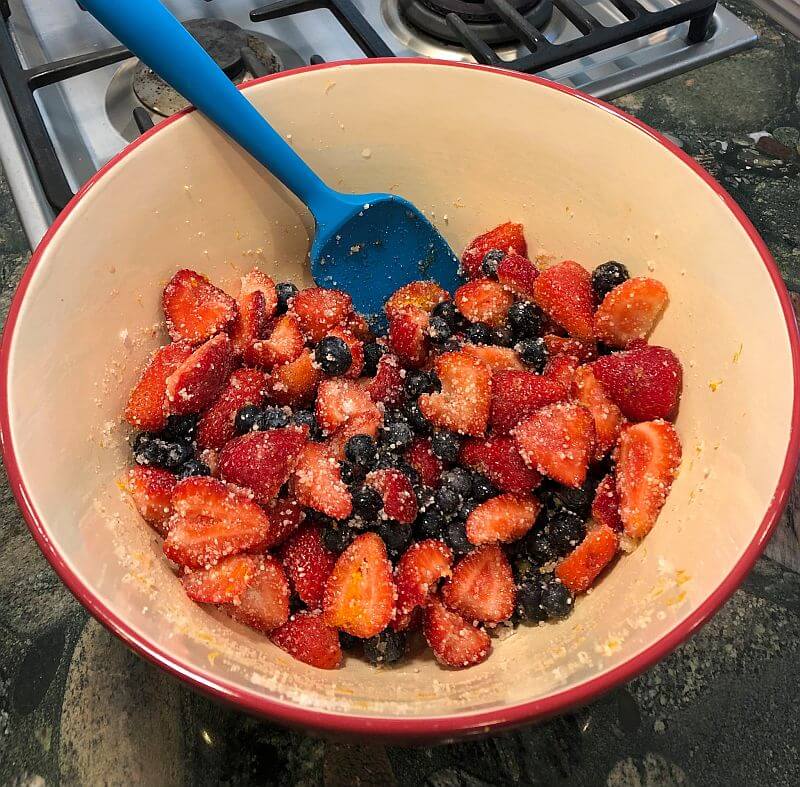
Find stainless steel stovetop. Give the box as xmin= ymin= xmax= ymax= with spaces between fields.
xmin=0 ymin=0 xmax=756 ymax=248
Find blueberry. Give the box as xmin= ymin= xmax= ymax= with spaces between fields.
xmin=404 ymin=369 xmax=439 ymax=399
xmin=434 ymin=485 xmax=460 ymax=515
xmin=363 ymin=629 xmax=407 ymax=665
xmin=439 ymin=338 xmax=463 ymax=353
xmin=374 ymin=450 xmax=400 ymax=470
xmin=415 ymin=510 xmax=445 ymax=539
xmin=445 ymin=520 xmax=472 ymax=556
xmin=540 ymin=577 xmax=574 ymax=620
xmin=430 ymin=430 xmax=462 ymax=463
xmin=516 ymin=337 xmax=549 ymax=373
xmin=292 ymin=409 xmax=315 ymax=428
xmin=492 ymin=326 xmax=514 ymax=347
xmin=162 ymin=413 xmax=198 ymax=444
xmin=547 ymin=509 xmax=586 ymax=556
xmin=404 ymin=400 xmax=432 ymax=435
xmin=470 ymin=472 xmax=497 ymax=503
xmin=339 ymin=632 xmax=362 ymax=651
xmin=456 ymin=499 xmax=477 ymax=522
xmin=344 ymin=434 xmax=378 ymax=468
xmin=177 ymin=458 xmax=211 ymax=479
xmin=257 ymin=406 xmax=290 ymax=430
xmin=427 ymin=316 xmax=453 ymax=344
xmin=276 ymin=281 xmax=298 ymax=314
xmin=380 ymin=419 xmax=414 ymax=452
xmin=132 ymin=433 xmax=165 ymax=466
xmin=377 ymin=520 xmax=413 ymax=556
xmin=507 ymin=301 xmax=543 ymax=340
xmin=592 ymin=261 xmax=629 ymax=302
xmin=339 ymin=460 xmax=362 ymax=487
xmin=352 ymin=486 xmax=382 ymax=519
xmin=362 ymin=342 xmax=386 ymax=376
xmin=442 ymin=467 xmax=472 ymax=499
xmin=464 ymin=321 xmax=494 ymax=345
xmin=431 ymin=300 xmax=459 ymax=327
xmin=161 ymin=441 xmax=193 ymax=471
xmin=512 ymin=556 xmax=537 ymax=583
xmin=234 ymin=405 xmax=263 ymax=435
xmin=515 ymin=578 xmax=546 ymax=622
xmin=322 ymin=523 xmax=354 ymax=553
xmin=481 ymin=248 xmax=506 ymax=277
xmin=525 ymin=531 xmax=557 ymax=564
xmin=539 ymin=479 xmax=592 ymax=519
xmin=395 ymin=462 xmax=422 ymax=489
xmin=315 ymin=336 xmax=352 ymax=376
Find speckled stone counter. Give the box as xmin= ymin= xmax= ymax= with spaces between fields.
xmin=1 ymin=2 xmax=798 ymax=784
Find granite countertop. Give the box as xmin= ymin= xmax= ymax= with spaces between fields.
xmin=1 ymin=2 xmax=799 ymax=784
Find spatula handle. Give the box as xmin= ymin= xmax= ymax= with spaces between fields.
xmin=81 ymin=0 xmax=335 ymax=217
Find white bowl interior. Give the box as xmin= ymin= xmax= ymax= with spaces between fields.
xmin=4 ymin=63 xmax=795 ymax=726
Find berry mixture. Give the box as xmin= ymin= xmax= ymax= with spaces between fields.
xmin=121 ymin=222 xmax=683 ymax=670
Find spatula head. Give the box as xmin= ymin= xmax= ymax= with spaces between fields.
xmin=310 ymin=194 xmax=461 ymax=321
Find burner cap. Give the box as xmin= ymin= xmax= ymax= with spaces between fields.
xmin=398 ymin=0 xmax=554 ymax=46
xmin=133 ymin=19 xmax=281 ymax=116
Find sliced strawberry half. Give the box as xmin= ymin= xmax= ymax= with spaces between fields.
xmin=532 ymin=260 xmax=595 ymax=341
xmin=367 ymin=353 xmax=405 ymax=406
xmin=394 ymin=539 xmax=453 ymax=618
xmin=544 ymin=334 xmax=596 ymax=364
xmin=181 ymin=554 xmax=263 ymax=604
xmin=268 ymin=349 xmax=323 ymax=407
xmin=328 ymin=325 xmax=365 ymax=379
xmin=225 ymin=554 xmax=290 ymax=632
xmin=218 ymin=426 xmax=308 ymax=504
xmin=262 ymin=495 xmax=307 ymax=549
xmin=322 ymin=532 xmax=396 ymax=638
xmin=342 ymin=311 xmax=373 ymax=341
xmin=591 ymin=474 xmax=623 ymax=533
xmin=124 ymin=341 xmax=193 ymax=431
xmin=162 ymin=269 xmax=237 ymax=345
xmin=441 ymin=544 xmax=515 ymax=624
xmin=454 ymin=278 xmax=515 ymax=328
xmin=459 ymin=435 xmax=541 ymax=494
xmin=122 ymin=466 xmax=177 ymax=536
xmin=195 ymin=368 xmax=268 ymax=449
xmin=328 ymin=409 xmax=384 ymax=461
xmin=463 ymin=343 xmax=525 ymax=371
xmin=403 ymin=438 xmax=443 ymax=488
xmin=572 ymin=365 xmax=623 ymax=460
xmin=418 ymin=350 xmax=491 ymax=436
xmin=593 ymin=277 xmax=669 ymax=348
xmin=555 ymin=525 xmax=619 ymax=594
xmin=230 ymin=269 xmax=277 ymax=358
xmin=497 ymin=251 xmax=538 ymax=297
xmin=616 ymin=420 xmax=681 ymax=539
xmin=543 ymin=353 xmax=579 ymax=391
xmin=365 ymin=468 xmax=419 ymax=524
xmin=465 ymin=493 xmax=541 ymax=545
xmin=271 ymin=610 xmax=342 ymax=670
xmin=291 ymin=287 xmax=352 ymax=343
xmin=315 ymin=378 xmax=378 ymax=435
xmin=592 ymin=344 xmax=682 ymax=422
xmin=423 ymin=596 xmax=491 ymax=668
xmin=384 ymin=280 xmax=449 ymax=320
xmin=279 ymin=525 xmax=337 ymax=609
xmin=164 ymin=477 xmax=272 ymax=569
xmin=291 ymin=441 xmax=353 ymax=519
xmin=460 ymin=222 xmax=527 ymax=280
xmin=514 ymin=402 xmax=596 ymax=487
xmin=165 ymin=333 xmax=233 ymax=415
xmin=388 ymin=306 xmax=430 ymax=368
xmin=489 ymin=370 xmax=567 ymax=435
xmin=249 ymin=313 xmax=305 ymax=369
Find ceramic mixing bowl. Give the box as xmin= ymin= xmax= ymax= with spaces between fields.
xmin=1 ymin=60 xmax=798 ymax=741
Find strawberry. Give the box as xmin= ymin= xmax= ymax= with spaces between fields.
xmin=328 ymin=409 xmax=384 ymax=461
xmin=592 ymin=345 xmax=682 ymax=422
xmin=543 ymin=353 xmax=579 ymax=391
xmin=162 ymin=269 xmax=237 ymax=345
xmin=593 ymin=277 xmax=669 ymax=348
xmin=342 ymin=311 xmax=373 ymax=341
xmin=489 ymin=370 xmax=567 ymax=435
xmin=230 ymin=270 xmax=278 ymax=358
xmin=496 ymin=251 xmax=538 ymax=297
xmin=532 ymin=260 xmax=595 ymax=341
xmin=291 ymin=287 xmax=352 ymax=343
xmin=418 ymin=351 xmax=491 ymax=436
xmin=544 ymin=334 xmax=596 ymax=363
xmin=461 ymin=222 xmax=527 ymax=280
xmin=322 ymin=532 xmax=395 ymax=638
xmin=291 ymin=442 xmax=353 ymax=519
xmin=124 ymin=342 xmax=193 ymax=430
xmin=572 ymin=365 xmax=623 ymax=460
xmin=268 ymin=349 xmax=322 ymax=406
xmin=388 ymin=306 xmax=430 ymax=368
xmin=384 ymin=280 xmax=449 ymax=319
xmin=181 ymin=554 xmax=263 ymax=604
xmin=226 ymin=554 xmax=290 ymax=632
xmin=249 ymin=313 xmax=305 ymax=369
xmin=465 ymin=494 xmax=541 ymax=545
xmin=279 ymin=525 xmax=337 ymax=609
xmin=328 ymin=325 xmax=364 ymax=379
xmin=271 ymin=610 xmax=342 ymax=669
xmin=403 ymin=438 xmax=443 ymax=488
xmin=591 ymin=474 xmax=623 ymax=533
xmin=459 ymin=436 xmax=541 ymax=494
xmin=555 ymin=525 xmax=619 ymax=593
xmin=454 ymin=279 xmax=515 ymax=328
xmin=514 ymin=402 xmax=596 ymax=487
xmin=195 ymin=368 xmax=268 ymax=449
xmin=122 ymin=466 xmax=177 ymax=535
xmin=423 ymin=596 xmax=491 ymax=668
xmin=615 ymin=420 xmax=681 ymax=539
xmin=262 ymin=495 xmax=307 ymax=549
xmin=365 ymin=468 xmax=419 ymax=524
xmin=367 ymin=353 xmax=405 ymax=406
xmin=463 ymin=343 xmax=525 ymax=371
xmin=441 ymin=545 xmax=515 ymax=624
xmin=391 ymin=605 xmax=423 ymax=633
xmin=394 ymin=539 xmax=453 ymax=618
xmin=218 ymin=427 xmax=308 ymax=504
xmin=165 ymin=333 xmax=233 ymax=416
xmin=164 ymin=477 xmax=272 ymax=569
xmin=315 ymin=378 xmax=378 ymax=435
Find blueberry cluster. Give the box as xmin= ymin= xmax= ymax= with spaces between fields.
xmin=131 ymin=414 xmax=210 ymax=478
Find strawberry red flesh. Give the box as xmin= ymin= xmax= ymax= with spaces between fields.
xmin=460 ymin=435 xmax=541 ymax=494
xmin=225 ymin=554 xmax=290 ymax=632
xmin=385 ymin=280 xmax=449 ymax=320
xmin=591 ymin=474 xmax=623 ymax=533
xmin=572 ymin=365 xmax=623 ymax=460
xmin=162 ymin=268 xmax=237 ymax=345
xmin=271 ymin=610 xmax=342 ymax=669
xmin=423 ymin=596 xmax=491 ymax=668
xmin=279 ymin=525 xmax=337 ymax=609
xmin=182 ymin=554 xmax=263 ymax=604
xmin=123 ymin=466 xmax=177 ymax=535
xmin=366 ymin=468 xmax=419 ymax=524
xmin=489 ymin=369 xmax=567 ymax=435
xmin=555 ymin=525 xmax=619 ymax=593
xmin=394 ymin=539 xmax=453 ymax=618
xmin=454 ymin=278 xmax=515 ymax=328
xmin=165 ymin=333 xmax=233 ymax=416
xmin=291 ymin=287 xmax=352 ymax=343
xmin=291 ymin=441 xmax=353 ymax=519
xmin=594 ymin=277 xmax=668 ymax=348
xmin=460 ymin=222 xmax=527 ymax=280
xmin=465 ymin=493 xmax=540 ymax=545
xmin=403 ymin=438 xmax=443 ymax=488
xmin=496 ymin=251 xmax=538 ymax=297
xmin=533 ymin=260 xmax=595 ymax=341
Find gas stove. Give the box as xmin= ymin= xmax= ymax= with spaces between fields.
xmin=0 ymin=0 xmax=756 ymax=248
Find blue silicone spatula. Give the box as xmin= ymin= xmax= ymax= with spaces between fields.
xmin=81 ymin=0 xmax=461 ymax=318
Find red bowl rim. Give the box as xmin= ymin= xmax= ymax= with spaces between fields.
xmin=1 ymin=58 xmax=798 ymax=741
